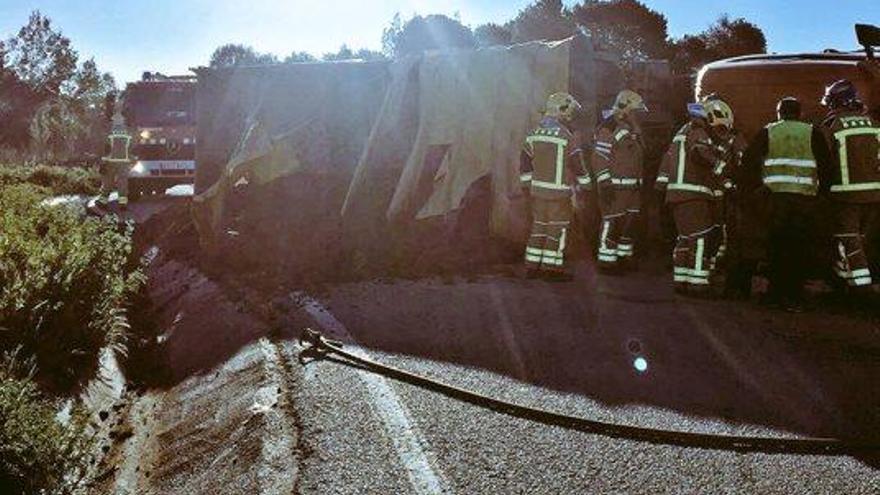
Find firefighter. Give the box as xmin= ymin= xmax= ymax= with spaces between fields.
xmin=591 ymin=90 xmax=648 ymax=271
xmin=656 ymin=99 xmax=735 ymax=295
xmin=98 ymin=102 xmax=134 ymax=210
xmin=744 ymin=97 xmax=830 ymax=310
xmin=520 ymin=92 xmax=591 ymax=279
xmin=819 ymin=80 xmax=880 ymax=294
xmin=699 ymin=94 xmax=740 ymax=277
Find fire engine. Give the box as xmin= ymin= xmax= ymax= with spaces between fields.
xmin=122 ymin=72 xmax=196 ymax=196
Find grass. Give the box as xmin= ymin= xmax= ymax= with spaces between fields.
xmin=0 ymin=164 xmax=142 ymax=492
xmin=0 ymin=183 xmax=144 ymax=391
xmin=0 ymin=361 xmax=95 ymax=495
xmin=0 ymin=164 xmax=100 ymax=196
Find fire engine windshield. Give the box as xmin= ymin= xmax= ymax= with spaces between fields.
xmin=124 ymin=84 xmax=195 ymax=127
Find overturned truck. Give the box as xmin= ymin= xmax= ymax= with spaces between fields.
xmin=192 ymin=35 xmax=675 ymax=281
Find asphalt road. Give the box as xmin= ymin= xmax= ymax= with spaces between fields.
xmin=278 ymin=263 xmax=880 ymax=494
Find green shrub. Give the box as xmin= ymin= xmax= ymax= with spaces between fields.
xmin=0 ymin=368 xmax=94 ymax=495
xmin=0 ymin=184 xmax=144 ymax=391
xmin=0 ymin=164 xmax=100 ymax=196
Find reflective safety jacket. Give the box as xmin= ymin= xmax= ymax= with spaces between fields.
xmin=520 ymin=117 xmax=590 ymax=199
xmin=763 ymin=120 xmax=819 ymax=196
xmin=656 ymin=121 xmax=730 ymax=204
xmin=591 ymin=118 xmax=644 ymax=190
xmin=821 ymin=109 xmax=880 ymax=203
xmin=104 ymin=130 xmax=133 ymax=164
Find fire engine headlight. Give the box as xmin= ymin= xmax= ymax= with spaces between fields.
xmin=130 ymin=162 xmax=147 ymax=177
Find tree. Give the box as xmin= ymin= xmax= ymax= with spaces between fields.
xmin=4 ymin=10 xmax=77 ymax=96
xmin=670 ymin=15 xmax=767 ymax=74
xmin=209 ymin=44 xmax=278 ymax=68
xmin=509 ymin=0 xmax=576 ymax=44
xmin=571 ymin=0 xmax=670 ymax=61
xmin=474 ymin=23 xmax=513 ymax=48
xmin=284 ymin=51 xmax=317 ymax=64
xmin=352 ymin=48 xmax=386 ymax=61
xmin=323 ymin=45 xmax=355 ymax=61
xmin=381 ymin=14 xmax=476 ymax=58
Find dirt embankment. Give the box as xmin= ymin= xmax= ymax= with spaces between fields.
xmin=91 ymin=200 xmax=306 ymax=495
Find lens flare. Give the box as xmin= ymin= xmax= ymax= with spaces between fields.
xmin=633 ymin=357 xmax=648 ymax=373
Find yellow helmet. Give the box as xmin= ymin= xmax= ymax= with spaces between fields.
xmin=545 ymin=92 xmax=582 ymax=122
xmin=612 ymin=89 xmax=648 ymax=116
xmin=703 ymin=98 xmax=734 ymax=131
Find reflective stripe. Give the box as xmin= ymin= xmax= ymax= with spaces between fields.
xmin=596 ymin=170 xmax=612 ymax=182
xmin=655 ymin=175 xmax=669 ymax=183
xmin=534 ymin=220 xmax=571 ymax=226
xmin=713 ymin=160 xmax=726 ymax=176
xmin=763 ymin=175 xmax=815 ymax=186
xmin=532 ymin=180 xmax=571 ymax=191
xmin=694 ymin=238 xmax=705 ymax=276
xmin=831 ymin=182 xmax=880 ymax=192
xmin=520 ymin=173 xmax=533 ymax=182
xmin=674 ymin=135 xmax=686 ymax=184
xmin=764 ymin=158 xmax=816 ymax=168
xmin=614 ymin=129 xmax=630 ymax=141
xmin=577 ymin=175 xmax=592 ymax=185
xmin=836 ymin=267 xmax=871 ymax=279
xmin=555 ymin=143 xmax=565 ymax=185
xmin=525 ymin=254 xmax=542 ymax=263
xmin=852 ymin=277 xmax=873 ymax=286
xmin=526 ymin=135 xmax=568 ymax=147
xmin=611 ymin=178 xmax=640 ymax=186
xmin=667 ymin=183 xmax=715 ymax=196
xmin=598 ymin=254 xmax=618 ymax=262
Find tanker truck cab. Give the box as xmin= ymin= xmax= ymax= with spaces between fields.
xmin=123 ymin=72 xmax=197 ymax=197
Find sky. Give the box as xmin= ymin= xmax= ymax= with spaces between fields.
xmin=1 ymin=1 xmax=879 ymax=84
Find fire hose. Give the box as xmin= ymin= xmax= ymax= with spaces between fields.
xmin=298 ymin=327 xmax=879 ymax=456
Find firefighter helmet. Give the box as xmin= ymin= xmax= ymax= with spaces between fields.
xmin=821 ymin=79 xmax=861 ymax=109
xmin=545 ymin=92 xmax=582 ymax=122
xmin=776 ymin=96 xmax=802 ymax=120
xmin=611 ymin=89 xmax=648 ymax=116
xmin=703 ymin=98 xmax=734 ymax=131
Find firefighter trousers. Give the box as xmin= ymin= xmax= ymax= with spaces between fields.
xmin=671 ymin=199 xmax=715 ymax=288
xmin=832 ymin=202 xmax=879 ymax=288
xmin=99 ymin=160 xmax=131 ymax=205
xmin=597 ymin=188 xmax=640 ymax=268
xmin=525 ymin=195 xmax=573 ymax=273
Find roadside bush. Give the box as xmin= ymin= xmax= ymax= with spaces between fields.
xmin=0 ymin=184 xmax=144 ymax=391
xmin=0 ymin=364 xmax=94 ymax=495
xmin=0 ymin=164 xmax=100 ymax=196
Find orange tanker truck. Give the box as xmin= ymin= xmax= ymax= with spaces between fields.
xmin=695 ymin=24 xmax=880 ymax=140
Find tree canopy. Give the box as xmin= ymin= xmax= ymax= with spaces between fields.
xmin=572 ymin=0 xmax=670 ymax=61
xmin=509 ymin=0 xmax=576 ymax=43
xmin=670 ymin=15 xmax=767 ymax=74
xmin=1 ymin=10 xmax=115 ymax=158
xmin=208 ymin=44 xmax=278 ymax=68
xmin=382 ymin=14 xmax=476 ymax=58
